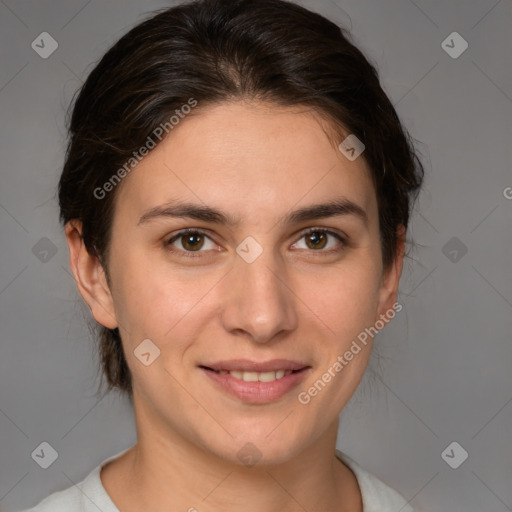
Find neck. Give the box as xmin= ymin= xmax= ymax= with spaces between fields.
xmin=101 ymin=397 xmax=362 ymax=512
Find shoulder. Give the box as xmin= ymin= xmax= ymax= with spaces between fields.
xmin=16 ymin=448 xmax=130 ymax=512
xmin=17 ymin=484 xmax=84 ymax=512
xmin=335 ymin=449 xmax=414 ymax=512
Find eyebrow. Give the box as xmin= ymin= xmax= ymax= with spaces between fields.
xmin=138 ymin=197 xmax=368 ymax=228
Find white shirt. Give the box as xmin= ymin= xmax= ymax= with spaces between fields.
xmin=18 ymin=447 xmax=413 ymax=512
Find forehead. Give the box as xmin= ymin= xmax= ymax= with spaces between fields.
xmin=114 ymin=100 xmax=377 ymax=227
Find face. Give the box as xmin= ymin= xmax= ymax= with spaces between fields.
xmin=73 ymin=100 xmax=403 ymax=465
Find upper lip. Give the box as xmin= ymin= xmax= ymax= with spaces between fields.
xmin=200 ymin=359 xmax=310 ymax=372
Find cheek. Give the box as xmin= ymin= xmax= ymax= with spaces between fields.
xmin=302 ymin=260 xmax=383 ymax=343
xmin=109 ymin=249 xmax=222 ymax=347
xmin=297 ymin=266 xmax=381 ymax=411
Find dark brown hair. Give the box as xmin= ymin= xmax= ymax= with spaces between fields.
xmin=59 ymin=0 xmax=424 ymax=398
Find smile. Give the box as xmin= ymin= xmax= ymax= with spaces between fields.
xmin=199 ymin=360 xmax=311 ymax=404
xmin=208 ymin=368 xmax=295 ymax=382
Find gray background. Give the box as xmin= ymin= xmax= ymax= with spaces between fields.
xmin=1 ymin=0 xmax=511 ymax=511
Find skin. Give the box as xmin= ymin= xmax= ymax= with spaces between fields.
xmin=66 ymin=100 xmax=405 ymax=512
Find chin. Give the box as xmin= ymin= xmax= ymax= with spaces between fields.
xmin=202 ymin=424 xmax=308 ymax=468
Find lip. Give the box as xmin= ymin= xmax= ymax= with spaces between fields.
xmin=199 ymin=359 xmax=311 ymax=404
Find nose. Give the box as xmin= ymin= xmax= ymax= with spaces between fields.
xmin=220 ymin=247 xmax=298 ymax=344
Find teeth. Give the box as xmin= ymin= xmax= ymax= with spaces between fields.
xmin=243 ymin=371 xmax=259 ymax=382
xmin=259 ymin=371 xmax=276 ymax=382
xmin=220 ymin=369 xmax=293 ymax=382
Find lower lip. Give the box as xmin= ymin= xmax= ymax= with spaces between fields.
xmin=200 ymin=367 xmax=310 ymax=404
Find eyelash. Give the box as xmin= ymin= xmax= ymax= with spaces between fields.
xmin=165 ymin=227 xmax=347 ymax=259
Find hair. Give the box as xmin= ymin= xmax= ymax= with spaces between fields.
xmin=59 ymin=0 xmax=424 ymax=398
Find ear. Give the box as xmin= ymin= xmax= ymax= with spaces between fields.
xmin=64 ymin=221 xmax=118 ymax=329
xmin=377 ymin=224 xmax=406 ymax=316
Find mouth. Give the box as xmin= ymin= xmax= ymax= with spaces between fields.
xmin=198 ymin=359 xmax=311 ymax=403
xmin=200 ymin=366 xmax=306 ymax=382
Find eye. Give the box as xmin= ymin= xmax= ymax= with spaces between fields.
xmin=166 ymin=229 xmax=217 ymax=257
xmin=291 ymin=228 xmax=346 ymax=253
xmin=165 ymin=227 xmax=346 ymax=259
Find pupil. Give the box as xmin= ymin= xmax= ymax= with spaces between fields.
xmin=308 ymin=231 xmax=326 ymax=249
xmin=184 ymin=234 xmax=202 ymax=251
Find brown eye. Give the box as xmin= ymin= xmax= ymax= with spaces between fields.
xmin=305 ymin=230 xmax=328 ymax=250
xmin=292 ymin=228 xmax=345 ymax=253
xmin=166 ymin=229 xmax=217 ymax=256
xmin=181 ymin=232 xmax=205 ymax=251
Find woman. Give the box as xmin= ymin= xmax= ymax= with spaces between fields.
xmin=21 ymin=0 xmax=423 ymax=510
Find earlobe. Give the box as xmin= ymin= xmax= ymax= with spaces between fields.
xmin=378 ymin=225 xmax=406 ymax=316
xmin=64 ymin=221 xmax=118 ymax=329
